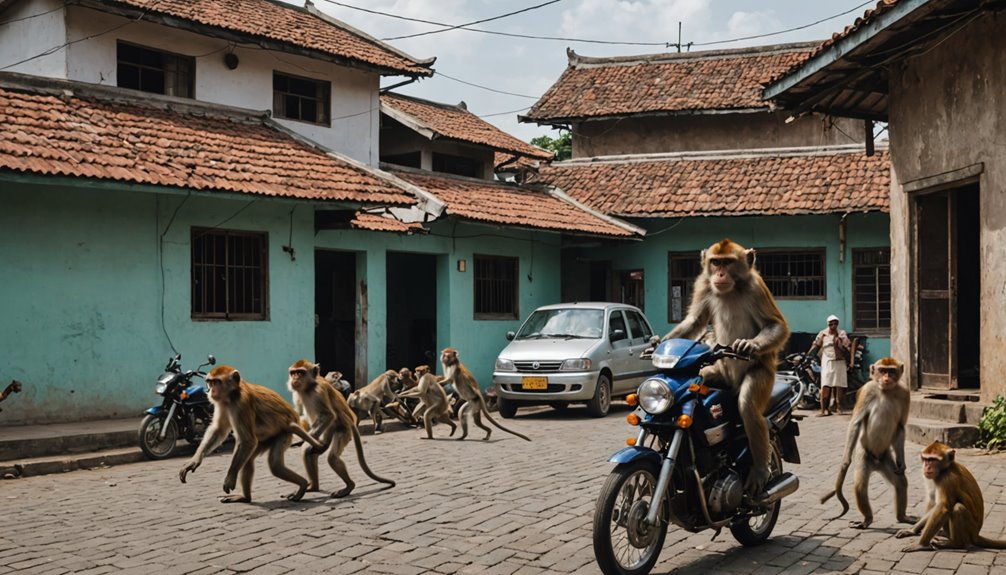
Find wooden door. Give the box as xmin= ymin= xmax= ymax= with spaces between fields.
xmin=916 ymin=193 xmax=957 ymax=388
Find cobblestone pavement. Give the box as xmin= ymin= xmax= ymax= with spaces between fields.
xmin=2 ymin=405 xmax=1006 ymax=575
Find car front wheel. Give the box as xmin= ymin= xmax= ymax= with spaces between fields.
xmin=497 ymin=396 xmax=518 ymax=419
xmin=586 ymin=373 xmax=611 ymax=418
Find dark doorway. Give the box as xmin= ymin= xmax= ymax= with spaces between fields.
xmin=589 ymin=261 xmax=612 ymax=301
xmin=915 ymin=184 xmax=980 ymax=389
xmin=315 ymin=250 xmax=357 ymax=387
xmin=387 ymin=252 xmax=437 ymax=372
xmin=618 ymin=269 xmax=645 ymax=310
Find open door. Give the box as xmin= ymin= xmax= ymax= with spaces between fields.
xmin=315 ymin=250 xmax=357 ymax=387
xmin=386 ymin=252 xmax=437 ymax=371
xmin=617 ymin=269 xmax=645 ymax=310
xmin=915 ymin=185 xmax=980 ymax=389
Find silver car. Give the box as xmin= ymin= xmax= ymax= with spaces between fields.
xmin=492 ymin=302 xmax=659 ymax=418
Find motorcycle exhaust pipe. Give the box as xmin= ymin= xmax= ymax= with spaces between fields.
xmin=749 ymin=472 xmax=799 ymax=506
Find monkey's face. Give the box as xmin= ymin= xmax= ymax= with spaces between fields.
xmin=288 ymin=367 xmax=309 ymax=392
xmin=441 ymin=349 xmax=457 ymax=366
xmin=921 ymin=455 xmax=945 ymax=479
xmin=205 ymin=366 xmax=239 ymax=403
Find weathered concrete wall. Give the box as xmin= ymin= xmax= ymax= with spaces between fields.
xmin=380 ymin=121 xmax=495 ymax=179
xmin=888 ymin=14 xmax=1006 ymax=401
xmin=571 ymin=112 xmax=863 ymax=157
xmin=0 ymin=0 xmax=67 ymax=78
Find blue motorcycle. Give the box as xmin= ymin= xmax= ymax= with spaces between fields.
xmin=138 ymin=354 xmax=215 ymax=460
xmin=592 ymin=339 xmax=803 ymax=575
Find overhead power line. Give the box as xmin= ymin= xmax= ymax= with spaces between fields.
xmin=321 ymin=0 xmax=875 ymax=48
xmin=434 ymin=72 xmax=541 ymax=99
xmin=384 ymin=0 xmax=564 ymax=41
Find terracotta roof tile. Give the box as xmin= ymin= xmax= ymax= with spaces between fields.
xmin=350 ymin=211 xmax=426 ymax=233
xmin=389 ymin=168 xmax=638 ymax=238
xmin=95 ymin=0 xmax=433 ymax=76
xmin=525 ymin=43 xmax=818 ymax=122
xmin=769 ymin=1 xmax=901 ymax=86
xmin=381 ymin=93 xmax=551 ymax=160
xmin=538 ymin=148 xmax=890 ymax=218
xmin=0 ymin=75 xmax=415 ymax=205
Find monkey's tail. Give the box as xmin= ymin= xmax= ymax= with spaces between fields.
xmin=976 ymin=536 xmax=1006 ymax=549
xmin=289 ymin=423 xmax=325 ymax=451
xmin=820 ymin=466 xmax=850 ymax=519
xmin=480 ymin=406 xmax=532 ymax=442
xmin=350 ymin=427 xmax=396 ymax=487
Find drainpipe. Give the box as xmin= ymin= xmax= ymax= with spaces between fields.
xmin=839 ymin=212 xmax=850 ymax=264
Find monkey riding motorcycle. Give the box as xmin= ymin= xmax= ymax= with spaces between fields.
xmin=592 ymin=339 xmax=803 ymax=575
xmin=138 ymin=354 xmax=216 ymax=460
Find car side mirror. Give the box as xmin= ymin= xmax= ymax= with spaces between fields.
xmin=648 ymin=335 xmax=661 ymax=346
xmin=505 ymin=331 xmax=515 ymax=341
xmin=610 ymin=329 xmax=626 ymax=342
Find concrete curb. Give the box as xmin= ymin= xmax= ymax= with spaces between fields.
xmin=1 ymin=447 xmax=147 ymax=479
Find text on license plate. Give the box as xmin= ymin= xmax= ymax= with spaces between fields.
xmin=521 ymin=377 xmax=548 ymax=390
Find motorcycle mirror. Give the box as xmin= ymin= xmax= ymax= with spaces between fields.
xmin=648 ymin=335 xmax=661 ymax=346
xmin=207 ymin=355 xmax=216 ymax=365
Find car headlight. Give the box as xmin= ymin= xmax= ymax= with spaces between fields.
xmin=561 ymin=358 xmax=591 ymax=371
xmin=495 ymin=358 xmax=515 ymax=371
xmin=638 ymin=378 xmax=674 ymax=414
xmin=652 ymin=353 xmax=681 ymax=369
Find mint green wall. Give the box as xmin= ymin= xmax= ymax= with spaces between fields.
xmin=0 ymin=180 xmax=318 ymax=424
xmin=315 ymin=221 xmax=562 ymax=390
xmin=564 ymin=213 xmax=891 ymax=363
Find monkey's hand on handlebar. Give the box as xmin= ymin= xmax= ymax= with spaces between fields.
xmin=711 ymin=344 xmax=754 ymax=362
xmin=731 ymin=338 xmax=761 ymax=356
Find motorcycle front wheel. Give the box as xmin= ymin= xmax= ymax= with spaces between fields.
xmin=729 ymin=445 xmax=783 ymax=546
xmin=138 ymin=413 xmax=179 ymax=460
xmin=593 ymin=459 xmax=669 ymax=575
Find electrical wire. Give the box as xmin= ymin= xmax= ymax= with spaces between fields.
xmin=0 ymin=1 xmax=67 ymax=27
xmin=478 ymin=106 xmax=532 ymax=118
xmin=691 ymin=1 xmax=873 ymax=47
xmin=383 ymin=0 xmax=564 ymax=41
xmin=434 ymin=72 xmax=540 ymax=99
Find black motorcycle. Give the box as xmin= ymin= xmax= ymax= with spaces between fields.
xmin=138 ymin=354 xmax=215 ymax=460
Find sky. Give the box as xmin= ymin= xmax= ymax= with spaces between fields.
xmin=286 ymin=0 xmax=876 ymax=143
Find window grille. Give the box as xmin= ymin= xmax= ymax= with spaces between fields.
xmin=668 ymin=252 xmax=701 ymax=322
xmin=273 ymin=72 xmax=331 ymax=125
xmin=853 ymin=248 xmax=891 ymax=332
xmin=191 ymin=228 xmax=268 ymax=320
xmin=474 ymin=255 xmax=518 ymax=320
xmin=757 ymin=249 xmax=826 ymax=299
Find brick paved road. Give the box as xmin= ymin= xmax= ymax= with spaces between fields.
xmin=2 ymin=405 xmax=1006 ymax=574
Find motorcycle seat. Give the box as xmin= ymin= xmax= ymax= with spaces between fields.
xmin=765 ymin=377 xmax=797 ymax=415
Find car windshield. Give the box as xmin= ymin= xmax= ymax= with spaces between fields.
xmin=516 ymin=308 xmax=604 ymax=340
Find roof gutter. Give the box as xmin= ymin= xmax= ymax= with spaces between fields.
xmin=763 ymin=0 xmax=930 ymax=100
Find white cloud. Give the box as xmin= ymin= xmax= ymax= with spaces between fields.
xmin=558 ymin=0 xmax=712 ymax=54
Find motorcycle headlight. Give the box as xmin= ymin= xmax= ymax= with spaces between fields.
xmin=155 ymin=382 xmax=168 ymax=395
xmin=638 ymin=378 xmax=674 ymax=414
xmin=561 ymin=358 xmax=591 ymax=371
xmin=495 ymin=358 xmax=515 ymax=371
xmin=652 ymin=353 xmax=681 ymax=369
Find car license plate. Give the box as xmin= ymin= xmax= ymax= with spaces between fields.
xmin=521 ymin=377 xmax=548 ymax=390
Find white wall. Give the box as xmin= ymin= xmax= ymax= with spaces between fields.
xmin=60 ymin=6 xmax=381 ymax=164
xmin=0 ymin=0 xmax=67 ymax=77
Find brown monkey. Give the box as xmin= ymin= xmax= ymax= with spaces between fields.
xmin=897 ymin=441 xmax=1006 ymax=551
xmin=820 ymin=357 xmax=914 ymax=528
xmin=665 ymin=239 xmax=789 ymax=494
xmin=398 ymin=367 xmax=418 ymax=392
xmin=346 ymin=369 xmax=400 ymax=434
xmin=398 ymin=372 xmax=457 ymax=439
xmin=440 ymin=347 xmax=531 ymax=442
xmin=414 ymin=364 xmax=430 ymax=378
xmin=178 ymin=365 xmax=324 ymax=503
xmin=288 ymin=359 xmax=395 ymax=497
xmin=323 ymin=370 xmax=352 ymax=397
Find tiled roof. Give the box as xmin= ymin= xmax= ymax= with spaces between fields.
xmin=770 ymin=1 xmax=902 ymax=85
xmin=0 ymin=74 xmax=415 ymax=205
xmin=538 ymin=147 xmax=890 ymax=218
xmin=524 ymin=43 xmax=818 ymax=123
xmin=381 ymin=93 xmax=552 ymax=160
xmin=494 ymin=151 xmax=541 ymax=172
xmin=388 ymin=167 xmax=640 ymax=238
xmin=92 ymin=0 xmax=433 ymax=76
xmin=350 ymin=211 xmax=426 ymax=233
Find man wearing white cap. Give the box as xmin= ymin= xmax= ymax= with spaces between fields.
xmin=808 ymin=314 xmax=852 ymax=416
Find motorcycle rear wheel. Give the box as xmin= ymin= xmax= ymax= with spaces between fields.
xmin=593 ymin=459 xmax=669 ymax=575
xmin=730 ymin=445 xmax=783 ymax=546
xmin=138 ymin=413 xmax=179 ymax=460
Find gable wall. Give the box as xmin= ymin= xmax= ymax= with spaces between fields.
xmin=572 ymin=112 xmax=863 ymax=158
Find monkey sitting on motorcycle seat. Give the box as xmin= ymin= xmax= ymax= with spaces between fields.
xmin=664 ymin=239 xmax=789 ymax=495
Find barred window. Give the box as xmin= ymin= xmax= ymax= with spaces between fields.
xmin=117 ymin=41 xmax=194 ymax=98
xmin=273 ymin=72 xmax=330 ymax=125
xmin=668 ymin=252 xmax=701 ymax=322
xmin=757 ymin=249 xmax=826 ymax=299
xmin=191 ymin=228 xmax=269 ymax=320
xmin=853 ymin=248 xmax=891 ymax=333
xmin=474 ymin=255 xmax=518 ymax=320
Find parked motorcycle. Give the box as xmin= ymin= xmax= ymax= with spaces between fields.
xmin=138 ymin=354 xmax=215 ymax=460
xmin=592 ymin=338 xmax=802 ymax=575
xmin=781 ymin=352 xmax=822 ymax=410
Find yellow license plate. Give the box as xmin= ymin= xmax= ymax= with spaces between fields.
xmin=521 ymin=377 xmax=548 ymax=390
